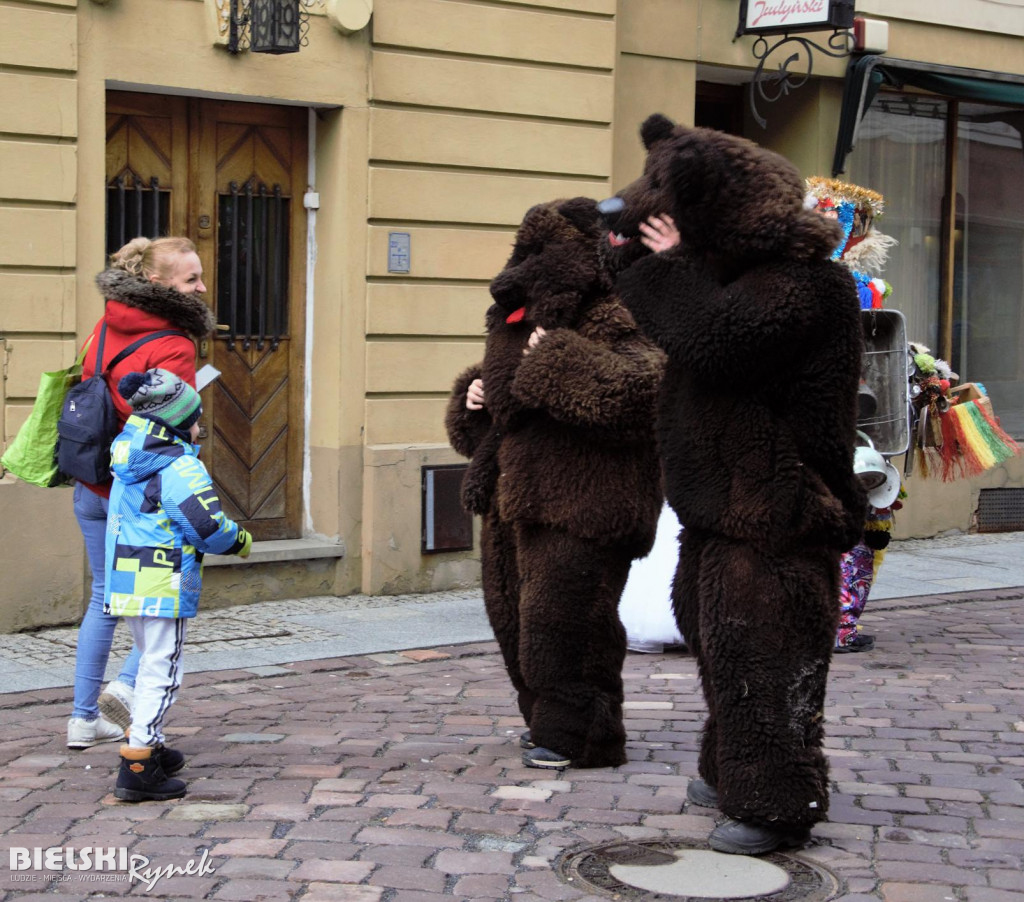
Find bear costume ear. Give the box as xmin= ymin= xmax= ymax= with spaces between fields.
xmin=556 ymin=196 xmax=601 ymax=236
xmin=640 ymin=113 xmax=677 ymax=150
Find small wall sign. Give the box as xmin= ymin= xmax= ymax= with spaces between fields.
xmin=388 ymin=231 xmax=411 ymax=274
xmin=736 ymin=0 xmax=855 ymax=37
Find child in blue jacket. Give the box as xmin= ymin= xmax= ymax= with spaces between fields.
xmin=105 ymin=368 xmax=251 ymax=801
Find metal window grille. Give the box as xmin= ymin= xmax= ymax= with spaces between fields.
xmin=976 ymin=488 xmax=1024 ymax=533
xmin=106 ymin=175 xmax=170 ymax=256
xmin=217 ymin=180 xmax=290 ymax=351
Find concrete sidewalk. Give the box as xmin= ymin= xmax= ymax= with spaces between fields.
xmin=3 ymin=531 xmax=1024 ymax=694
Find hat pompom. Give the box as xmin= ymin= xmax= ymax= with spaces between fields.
xmin=118 ymin=371 xmax=148 ymax=400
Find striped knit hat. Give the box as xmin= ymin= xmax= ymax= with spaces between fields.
xmin=118 ymin=368 xmax=202 ymax=431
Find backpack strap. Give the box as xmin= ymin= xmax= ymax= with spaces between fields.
xmin=74 ymin=332 xmax=96 ymax=368
xmin=102 ymin=330 xmax=191 ymax=376
xmin=94 ymin=322 xmax=108 ymax=373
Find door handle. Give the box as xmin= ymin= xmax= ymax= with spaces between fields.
xmin=200 ymin=324 xmax=232 ymax=359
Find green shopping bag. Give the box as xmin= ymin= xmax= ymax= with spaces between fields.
xmin=1 ymin=338 xmax=92 ymax=488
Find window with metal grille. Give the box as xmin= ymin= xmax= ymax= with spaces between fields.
xmin=976 ymin=487 xmax=1024 ymax=533
xmin=106 ymin=175 xmax=170 ymax=256
xmin=217 ymin=180 xmax=291 ymax=351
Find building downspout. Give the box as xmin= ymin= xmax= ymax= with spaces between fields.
xmin=302 ymin=107 xmax=318 ymax=535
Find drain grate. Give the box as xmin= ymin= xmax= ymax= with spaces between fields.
xmin=557 ymin=837 xmax=840 ymax=901
xmin=977 ymin=488 xmax=1024 ymax=533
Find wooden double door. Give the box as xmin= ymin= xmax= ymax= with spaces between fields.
xmin=106 ymin=91 xmax=307 ymax=540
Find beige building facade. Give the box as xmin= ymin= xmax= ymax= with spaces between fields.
xmin=2 ymin=0 xmax=1023 ymax=631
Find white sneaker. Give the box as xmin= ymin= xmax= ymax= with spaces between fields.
xmin=67 ymin=715 xmax=124 ymax=749
xmin=97 ymin=681 xmax=134 ymax=732
xmin=627 ymin=639 xmax=665 ymax=654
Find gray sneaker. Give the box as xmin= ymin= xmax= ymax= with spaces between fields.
xmin=67 ymin=716 xmax=124 ymax=749
xmin=522 ymin=746 xmax=571 ymax=769
xmin=97 ymin=681 xmax=134 ymax=732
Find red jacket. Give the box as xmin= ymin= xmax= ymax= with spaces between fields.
xmin=79 ymin=269 xmax=214 ymax=497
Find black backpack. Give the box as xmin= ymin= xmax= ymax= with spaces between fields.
xmin=56 ymin=324 xmax=188 ymax=485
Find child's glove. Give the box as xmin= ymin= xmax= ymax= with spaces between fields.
xmin=235 ymin=528 xmax=253 ymax=558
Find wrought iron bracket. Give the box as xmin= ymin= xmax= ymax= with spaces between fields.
xmin=227 ymin=0 xmax=246 ymax=54
xmin=748 ymin=30 xmax=851 ymax=129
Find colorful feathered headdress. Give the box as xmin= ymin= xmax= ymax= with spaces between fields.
xmin=805 ymin=176 xmax=897 ymax=275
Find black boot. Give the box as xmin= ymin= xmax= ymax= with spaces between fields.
xmin=115 ymin=744 xmax=187 ymax=802
xmin=708 ymin=818 xmax=811 ymax=855
xmin=123 ymin=728 xmax=183 ymax=772
xmin=154 ymin=744 xmax=185 ymax=776
xmin=686 ymin=777 xmax=720 ymax=808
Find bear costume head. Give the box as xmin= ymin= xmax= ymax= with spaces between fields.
xmin=489 ymin=197 xmax=612 ymax=330
xmin=600 ymin=113 xmax=845 ymax=272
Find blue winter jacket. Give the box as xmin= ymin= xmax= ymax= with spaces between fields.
xmin=104 ymin=415 xmax=251 ymax=618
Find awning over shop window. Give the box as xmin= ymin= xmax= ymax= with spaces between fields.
xmin=832 ymin=56 xmax=1024 ymax=175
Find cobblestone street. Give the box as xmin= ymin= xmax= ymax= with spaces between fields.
xmin=0 ymin=587 xmax=1022 ymax=901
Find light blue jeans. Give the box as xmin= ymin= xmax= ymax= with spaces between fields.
xmin=72 ymin=482 xmax=140 ymax=720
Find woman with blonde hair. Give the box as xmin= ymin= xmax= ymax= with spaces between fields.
xmin=67 ymin=236 xmax=215 ymax=749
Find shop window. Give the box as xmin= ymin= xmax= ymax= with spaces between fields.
xmin=849 ymin=95 xmax=1024 ymax=437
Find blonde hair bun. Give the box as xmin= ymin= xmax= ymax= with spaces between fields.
xmin=109 ymin=237 xmax=152 ymax=276
xmin=108 ymin=236 xmax=196 ymax=282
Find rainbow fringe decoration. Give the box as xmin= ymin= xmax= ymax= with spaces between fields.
xmin=917 ymin=398 xmax=1021 ymax=482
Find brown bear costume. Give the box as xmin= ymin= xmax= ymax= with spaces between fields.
xmin=602 ymin=115 xmax=867 ymax=847
xmin=445 ymin=197 xmax=664 ymax=768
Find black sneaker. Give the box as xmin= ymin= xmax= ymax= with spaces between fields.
xmin=835 ymin=634 xmax=875 ymax=654
xmin=519 ymin=730 xmax=535 ymax=750
xmin=522 ymin=746 xmax=571 ymax=769
xmin=687 ymin=777 xmax=720 ymax=808
xmin=708 ymin=818 xmax=811 ymax=855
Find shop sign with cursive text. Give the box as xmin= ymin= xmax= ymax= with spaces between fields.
xmin=736 ymin=0 xmax=855 ymax=36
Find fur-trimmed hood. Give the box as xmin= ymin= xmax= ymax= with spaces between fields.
xmin=96 ymin=269 xmax=216 ymax=339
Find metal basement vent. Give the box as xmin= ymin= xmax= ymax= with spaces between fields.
xmin=556 ymin=838 xmax=840 ymax=901
xmin=977 ymin=488 xmax=1024 ymax=533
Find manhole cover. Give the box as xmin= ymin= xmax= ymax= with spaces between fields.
xmin=557 ymin=838 xmax=841 ymax=901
